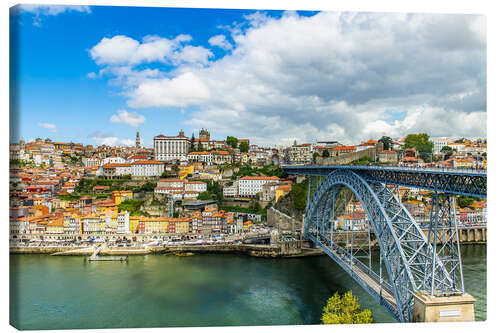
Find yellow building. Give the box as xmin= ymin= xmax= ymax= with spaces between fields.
xmin=143 ymin=217 xmax=170 ymax=234
xmin=112 ymin=190 xmax=133 ymax=205
xmin=275 ymin=185 xmax=292 ymax=203
xmin=129 ymin=216 xmax=141 ymax=234
xmin=174 ymin=218 xmax=190 ymax=233
xmin=82 ymin=214 xmax=106 ymax=234
xmin=179 ymin=165 xmax=194 ymax=180
xmin=46 ymin=217 xmax=64 ymax=234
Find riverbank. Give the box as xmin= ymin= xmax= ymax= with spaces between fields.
xmin=9 ymin=244 xmax=326 ymax=258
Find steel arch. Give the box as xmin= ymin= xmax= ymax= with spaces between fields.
xmin=304 ymin=170 xmax=455 ymax=322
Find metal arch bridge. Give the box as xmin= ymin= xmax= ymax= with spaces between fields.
xmin=282 ymin=165 xmax=487 ymax=322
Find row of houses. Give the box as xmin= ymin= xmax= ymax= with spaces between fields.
xmin=11 ymin=206 xmax=258 ymax=236
xmin=154 ymin=179 xmax=208 ymax=199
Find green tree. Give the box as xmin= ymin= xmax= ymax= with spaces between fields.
xmin=441 ymin=146 xmax=452 ymax=154
xmin=190 ymin=133 xmax=196 ymax=152
xmin=250 ymin=200 xmax=261 ymax=213
xmin=457 ymin=195 xmax=475 ymax=208
xmin=378 ymin=136 xmax=393 ymax=150
xmin=404 ymin=133 xmax=434 ymax=162
xmin=321 ymin=291 xmax=373 ymax=324
xmin=313 ymin=152 xmax=320 ymax=163
xmin=239 ymin=141 xmax=249 ymax=153
xmin=322 ymin=150 xmax=330 ymax=158
xmin=291 ymin=181 xmax=307 ymax=211
xmin=226 ymin=136 xmax=238 ymax=148
xmin=197 ymin=191 xmax=213 ymax=200
xmin=441 ymin=146 xmax=454 ymax=160
xmin=352 ymin=156 xmax=372 ymax=165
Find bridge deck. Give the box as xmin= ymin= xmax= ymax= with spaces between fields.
xmin=284 ymin=164 xmax=486 ymax=198
xmin=311 ymin=235 xmax=399 ymax=320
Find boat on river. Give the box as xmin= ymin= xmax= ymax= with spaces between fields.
xmin=172 ymin=251 xmax=195 ymax=257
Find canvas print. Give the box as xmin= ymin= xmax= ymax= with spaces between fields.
xmin=9 ymin=3 xmax=487 ymax=330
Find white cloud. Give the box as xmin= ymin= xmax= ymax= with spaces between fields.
xmin=86 ymin=72 xmax=97 ymax=79
xmin=88 ymin=131 xmax=135 ymax=146
xmin=120 ymin=139 xmax=135 ymax=146
xmin=208 ymin=35 xmax=233 ymax=50
xmin=14 ymin=4 xmax=91 ymax=26
xmin=90 ymin=12 xmax=486 ymax=146
xmin=38 ymin=122 xmax=57 ymax=133
xmin=110 ymin=109 xmax=145 ymax=127
xmin=89 ymin=34 xmax=212 ymax=67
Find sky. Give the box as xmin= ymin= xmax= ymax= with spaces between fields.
xmin=9 ymin=4 xmax=486 ymax=148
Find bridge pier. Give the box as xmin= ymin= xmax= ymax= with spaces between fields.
xmin=412 ymin=290 xmax=475 ymax=322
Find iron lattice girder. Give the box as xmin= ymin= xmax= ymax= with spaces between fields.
xmin=284 ymin=165 xmax=486 ymax=198
xmin=304 ymin=170 xmax=456 ymax=323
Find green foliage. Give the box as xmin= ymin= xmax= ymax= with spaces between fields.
xmin=313 ymin=152 xmax=320 ymax=163
xmin=378 ymin=136 xmax=393 ymax=150
xmin=75 ymin=178 xmax=128 ymax=193
xmin=196 ymin=180 xmax=223 ymax=203
xmin=118 ymin=199 xmax=144 ymax=215
xmin=197 ymin=191 xmax=213 ymax=200
xmin=404 ymin=133 xmax=434 ymax=162
xmin=250 ymin=200 xmax=261 ymax=212
xmin=219 ymin=205 xmax=267 ymax=217
xmin=441 ymin=146 xmax=453 ymax=153
xmin=321 ymin=291 xmax=373 ymax=324
xmin=457 ymin=195 xmax=475 ymax=208
xmin=10 ymin=159 xmax=27 ymax=168
xmin=190 ymin=133 xmax=196 ymax=151
xmin=291 ymin=181 xmax=307 ymax=211
xmin=226 ymin=136 xmax=238 ymax=148
xmin=135 ymin=182 xmax=156 ymax=193
xmin=58 ymin=193 xmax=81 ymax=201
xmin=233 ymin=165 xmax=285 ymax=178
xmin=121 ymin=174 xmax=132 ymax=180
xmin=352 ymin=156 xmax=373 ymax=165
xmin=322 ymin=150 xmax=330 ymax=158
xmin=239 ymin=141 xmax=249 ymax=153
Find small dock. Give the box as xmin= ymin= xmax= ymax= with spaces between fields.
xmin=88 ymin=245 xmax=128 ymax=262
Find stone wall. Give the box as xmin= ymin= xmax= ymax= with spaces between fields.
xmin=266 ymin=207 xmax=303 ymax=232
xmin=317 ymin=147 xmax=377 ymax=165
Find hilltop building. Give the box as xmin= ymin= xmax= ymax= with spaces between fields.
xmin=154 ymin=130 xmax=190 ymax=162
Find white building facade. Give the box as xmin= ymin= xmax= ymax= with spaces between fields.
xmin=154 ymin=130 xmax=191 ymax=162
xmin=131 ymin=160 xmax=164 ymax=178
xmin=238 ymin=176 xmax=281 ymax=196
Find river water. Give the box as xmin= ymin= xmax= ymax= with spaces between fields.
xmin=10 ymin=245 xmax=486 ymax=330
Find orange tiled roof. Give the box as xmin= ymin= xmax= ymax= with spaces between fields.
xmin=240 ymin=176 xmax=280 ymax=180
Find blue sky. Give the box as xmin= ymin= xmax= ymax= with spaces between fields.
xmin=10 ymin=5 xmax=486 ymax=147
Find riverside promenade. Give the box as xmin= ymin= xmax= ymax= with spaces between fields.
xmin=10 ymin=241 xmax=325 ymax=258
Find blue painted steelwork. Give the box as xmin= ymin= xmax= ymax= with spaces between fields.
xmin=283 ymin=164 xmax=486 ymax=198
xmin=302 ymin=169 xmax=462 ymax=322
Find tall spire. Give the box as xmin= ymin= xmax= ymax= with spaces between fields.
xmin=136 ymin=131 xmax=141 ymax=148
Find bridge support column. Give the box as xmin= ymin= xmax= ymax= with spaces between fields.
xmin=426 ymin=193 xmax=464 ymax=295
xmin=412 ymin=290 xmax=475 ymax=322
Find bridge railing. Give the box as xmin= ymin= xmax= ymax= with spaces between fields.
xmin=282 ymin=164 xmax=487 ymax=176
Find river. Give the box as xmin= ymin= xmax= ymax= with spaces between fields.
xmin=9 ymin=245 xmax=486 ymax=330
